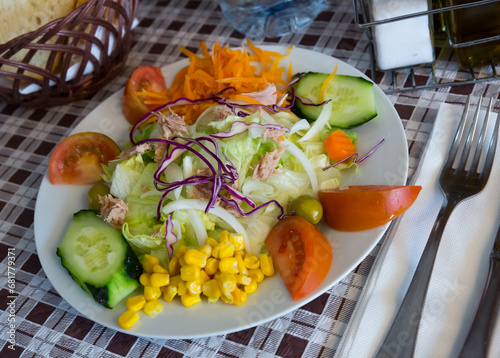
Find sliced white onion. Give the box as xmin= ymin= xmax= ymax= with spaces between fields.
xmin=283 ymin=138 xmax=319 ymax=194
xmin=298 ymin=101 xmax=332 ymax=142
xmin=289 ymin=118 xmax=311 ymax=136
xmin=163 ymin=162 xmax=183 ymax=200
xmin=259 ymin=108 xmax=278 ymax=125
xmin=188 ymin=209 xmax=208 ymax=246
xmin=161 ymin=199 xmax=251 ymax=252
xmin=140 ymin=189 xmax=163 ymax=198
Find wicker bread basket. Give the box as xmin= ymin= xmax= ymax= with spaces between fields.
xmin=0 ymin=0 xmax=138 ymax=108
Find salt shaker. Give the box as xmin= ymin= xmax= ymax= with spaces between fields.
xmin=371 ymin=0 xmax=435 ymax=70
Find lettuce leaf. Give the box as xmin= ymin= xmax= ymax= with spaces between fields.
xmin=109 ymin=154 xmax=146 ymax=199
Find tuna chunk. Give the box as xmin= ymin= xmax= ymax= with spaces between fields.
xmin=157 ymin=109 xmax=188 ymax=139
xmin=252 ymin=146 xmax=288 ymax=181
xmin=99 ymin=194 xmax=128 ymax=230
xmin=115 ymin=143 xmax=151 ymax=161
xmin=214 ymin=106 xmax=234 ymax=122
xmin=263 ymin=128 xmax=286 ymax=143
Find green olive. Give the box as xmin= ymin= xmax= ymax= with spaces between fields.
xmin=288 ymin=195 xmax=323 ymax=225
xmin=87 ymin=182 xmax=111 ymax=212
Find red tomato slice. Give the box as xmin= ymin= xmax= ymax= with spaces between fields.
xmin=318 ymin=185 xmax=422 ymax=231
xmin=48 ymin=132 xmax=120 ymax=185
xmin=122 ymin=66 xmax=167 ymax=125
xmin=264 ymin=216 xmax=333 ymax=301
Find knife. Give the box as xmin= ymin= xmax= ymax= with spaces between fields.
xmin=459 ymin=225 xmax=500 ymax=358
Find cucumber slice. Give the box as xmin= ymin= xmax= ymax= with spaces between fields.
xmin=291 ymin=72 xmax=378 ymax=128
xmin=57 ymin=210 xmax=142 ymax=308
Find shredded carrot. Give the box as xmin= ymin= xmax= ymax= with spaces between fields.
xmin=229 ymin=94 xmax=264 ymax=105
xmin=136 ymin=40 xmax=293 ymax=124
xmin=323 ymin=130 xmax=357 ymax=162
xmin=319 ymin=64 xmax=338 ymax=102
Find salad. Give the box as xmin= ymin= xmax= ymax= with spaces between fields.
xmin=44 ymin=42 xmax=421 ymax=334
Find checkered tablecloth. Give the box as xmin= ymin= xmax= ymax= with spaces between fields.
xmin=1 ymin=0 xmax=500 ymax=357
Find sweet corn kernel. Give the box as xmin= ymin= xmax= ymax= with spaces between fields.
xmin=179 ymin=256 xmax=187 ymax=266
xmin=184 ymin=249 xmax=208 ymax=267
xmin=232 ymin=287 xmax=247 ymax=306
xmin=244 ymin=254 xmax=260 ymax=269
xmin=200 ymin=269 xmax=210 ymax=283
xmin=186 ymin=280 xmax=202 ymax=296
xmin=219 ymin=257 xmax=239 ymax=274
xmin=181 ymin=293 xmax=201 ymax=307
xmin=144 ymin=286 xmax=162 ymax=301
xmin=248 ymin=268 xmax=264 ymax=283
xmin=170 ymin=275 xmax=182 ymax=287
xmin=142 ymin=254 xmax=160 ymax=274
xmin=219 ymin=273 xmax=237 ymax=299
xmin=206 ymin=237 xmax=218 ymax=248
xmin=177 ymin=281 xmax=187 ymax=296
xmin=168 ymin=256 xmax=181 ymax=276
xmin=211 ymin=244 xmax=220 ymax=259
xmin=218 ymin=242 xmax=235 ymax=259
xmin=163 ymin=285 xmax=177 ymax=302
xmin=221 ymin=293 xmax=233 ymax=304
xmin=197 ymin=244 xmax=212 ymax=257
xmin=152 ymin=264 xmax=168 ymax=274
xmin=234 ymin=250 xmax=245 ymax=257
xmin=208 ymin=297 xmax=219 ymax=304
xmin=118 ymin=310 xmax=139 ymax=329
xmin=143 ymin=299 xmax=164 ymax=317
xmin=259 ymin=254 xmax=275 ymax=276
xmin=181 ymin=265 xmax=201 ymax=282
xmin=235 ymin=274 xmax=251 ymax=286
xmin=235 ymin=254 xmax=248 ymax=275
xmin=139 ymin=273 xmax=151 ymax=286
xmin=202 ymin=279 xmax=222 ymax=299
xmin=175 ymin=245 xmax=187 ymax=258
xmin=244 ymin=279 xmax=258 ymax=294
xmin=219 ymin=230 xmax=230 ymax=243
xmin=126 ymin=295 xmax=147 ymax=311
xmin=150 ymin=273 xmax=170 ymax=287
xmin=229 ymin=233 xmax=245 ymax=251
xmin=205 ymin=258 xmax=219 ymax=276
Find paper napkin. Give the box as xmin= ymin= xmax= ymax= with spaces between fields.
xmin=336 ymin=102 xmax=500 ymax=358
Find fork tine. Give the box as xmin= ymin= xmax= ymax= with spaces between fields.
xmin=444 ymin=95 xmax=471 ymax=169
xmin=469 ymin=97 xmax=493 ymax=174
xmin=456 ymin=96 xmax=482 ymax=171
xmin=481 ymin=100 xmax=499 ymax=176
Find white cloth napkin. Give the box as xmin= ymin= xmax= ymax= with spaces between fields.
xmin=336 ymin=102 xmax=500 ymax=358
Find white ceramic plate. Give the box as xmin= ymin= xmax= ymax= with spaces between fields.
xmin=34 ymin=46 xmax=407 ymax=339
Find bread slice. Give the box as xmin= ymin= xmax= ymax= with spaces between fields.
xmin=0 ymin=0 xmax=77 ymax=78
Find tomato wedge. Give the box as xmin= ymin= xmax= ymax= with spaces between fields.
xmin=122 ymin=66 xmax=167 ymax=125
xmin=264 ymin=216 xmax=333 ymax=301
xmin=318 ymin=185 xmax=422 ymax=231
xmin=48 ymin=132 xmax=120 ymax=185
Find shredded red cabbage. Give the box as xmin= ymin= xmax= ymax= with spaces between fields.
xmin=165 ymin=215 xmax=178 ymax=260
xmin=287 ymin=73 xmax=306 ymax=87
xmin=295 ymin=95 xmax=330 ymax=107
xmin=220 ymin=197 xmax=285 ymax=220
xmin=322 ymin=139 xmax=385 ymax=171
xmin=222 ymin=184 xmax=256 ymax=208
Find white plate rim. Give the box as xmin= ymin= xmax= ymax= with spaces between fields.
xmin=34 ymin=45 xmax=407 ymax=339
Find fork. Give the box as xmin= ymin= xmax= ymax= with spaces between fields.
xmin=375 ymin=95 xmax=500 ymax=358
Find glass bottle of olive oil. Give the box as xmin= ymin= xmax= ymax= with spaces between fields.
xmin=444 ymin=0 xmax=500 ymax=68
